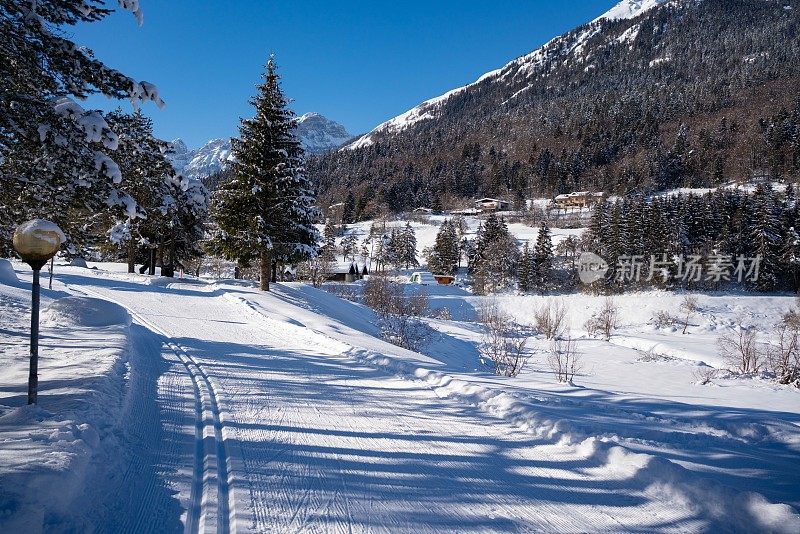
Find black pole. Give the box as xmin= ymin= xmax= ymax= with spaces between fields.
xmin=28 ymin=265 xmax=43 ymax=404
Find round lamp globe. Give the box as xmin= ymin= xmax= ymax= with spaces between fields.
xmin=12 ymin=220 xmax=65 ymax=263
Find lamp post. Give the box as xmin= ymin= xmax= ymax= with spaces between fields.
xmin=12 ymin=220 xmax=64 ymax=405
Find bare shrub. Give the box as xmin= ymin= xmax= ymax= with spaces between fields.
xmin=534 ymin=299 xmax=568 ymax=340
xmin=478 ymin=299 xmax=507 ymax=331
xmin=652 ymin=310 xmax=679 ymax=329
xmin=680 ymin=295 xmax=699 ymax=334
xmin=717 ymin=324 xmax=761 ymax=374
xmin=434 ymin=307 xmax=452 ymax=320
xmin=364 ymin=275 xmax=430 ymax=350
xmin=585 ymin=297 xmax=620 ymax=340
xmin=693 ymin=366 xmax=718 ymax=385
xmin=408 ymin=289 xmax=429 ymax=317
xmin=363 ymin=275 xmax=398 ymax=318
xmin=548 ymin=333 xmax=581 ymax=383
xmin=768 ymin=310 xmax=800 ymax=386
xmin=324 ymin=283 xmax=359 ymax=302
xmin=478 ymin=302 xmax=529 ymax=377
xmin=380 ymin=313 xmax=430 ymax=351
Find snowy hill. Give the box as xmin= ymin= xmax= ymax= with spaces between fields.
xmin=169 ymin=113 xmax=351 ymax=179
xmin=311 ymin=0 xmax=800 ymax=213
xmin=345 ymin=0 xmax=674 ymax=150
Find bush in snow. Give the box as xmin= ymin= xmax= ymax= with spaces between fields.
xmin=478 ymin=301 xmax=529 ymax=377
xmin=364 ymin=275 xmax=430 ymax=351
xmin=585 ymin=297 xmax=620 ymax=340
xmin=768 ymin=310 xmax=800 ymax=387
xmin=324 ymin=283 xmax=359 ymax=303
xmin=692 ymin=366 xmax=719 ymax=386
xmin=680 ymin=295 xmax=699 ymax=334
xmin=651 ymin=309 xmax=679 ymax=329
xmin=533 ymin=299 xmax=568 ymax=340
xmin=548 ymin=334 xmax=581 ymax=384
xmin=717 ymin=323 xmax=761 ymax=375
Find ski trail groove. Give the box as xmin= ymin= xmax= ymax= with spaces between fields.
xmin=68 ymin=284 xmax=234 ymax=534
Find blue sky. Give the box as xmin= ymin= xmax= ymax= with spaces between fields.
xmin=74 ymin=1 xmax=618 ymax=148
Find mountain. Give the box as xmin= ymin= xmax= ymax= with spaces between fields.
xmin=169 ymin=113 xmax=352 ymax=179
xmin=295 ymin=112 xmax=354 ymax=154
xmin=308 ymin=0 xmax=800 ymax=219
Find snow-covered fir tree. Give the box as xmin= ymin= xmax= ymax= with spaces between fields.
xmin=400 ymin=222 xmax=419 ymax=269
xmin=103 ymin=110 xmax=175 ymax=272
xmin=0 ymin=0 xmax=162 ymax=255
xmin=533 ymin=221 xmax=553 ymax=292
xmin=210 ymin=57 xmax=320 ymax=290
xmin=428 ymin=219 xmax=459 ymax=275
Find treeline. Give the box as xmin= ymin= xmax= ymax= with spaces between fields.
xmin=307 ymin=0 xmax=800 ymax=218
xmin=424 ymin=183 xmax=800 ymax=294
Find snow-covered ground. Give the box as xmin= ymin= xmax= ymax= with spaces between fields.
xmin=1 ymin=259 xmax=799 ymax=532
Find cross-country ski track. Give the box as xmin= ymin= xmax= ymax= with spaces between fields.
xmin=22 ymin=268 xmax=800 ymax=533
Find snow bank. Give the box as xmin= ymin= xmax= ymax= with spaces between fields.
xmin=0 ymin=287 xmax=132 ymax=532
xmin=0 ymin=259 xmax=17 ymax=285
xmin=226 ymin=285 xmax=799 ymax=531
xmin=41 ymin=297 xmax=130 ymax=328
xmin=69 ymin=257 xmax=88 ymax=268
xmin=348 ymin=347 xmax=800 ymax=532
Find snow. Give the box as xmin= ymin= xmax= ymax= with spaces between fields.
xmin=0 ymin=259 xmax=18 ymax=284
xmin=1 ymin=256 xmax=799 ymax=531
xmin=595 ymin=0 xmax=671 ymax=22
xmin=41 ymin=297 xmax=131 ymax=328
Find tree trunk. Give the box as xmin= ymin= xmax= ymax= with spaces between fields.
xmin=128 ymin=239 xmax=135 ymax=273
xmin=260 ymin=250 xmax=271 ymax=291
xmin=271 ymin=261 xmax=277 ymax=283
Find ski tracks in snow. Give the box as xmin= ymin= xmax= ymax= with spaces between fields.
xmin=62 ymin=274 xmax=799 ymax=532
xmin=70 ymin=283 xmax=235 ymax=534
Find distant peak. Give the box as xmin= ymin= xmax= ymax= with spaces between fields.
xmin=595 ymin=0 xmax=672 ymax=22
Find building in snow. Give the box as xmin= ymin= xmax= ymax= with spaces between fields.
xmin=474 ymin=198 xmax=511 ymax=212
xmin=553 ymin=191 xmax=605 ymax=210
xmin=326 ymin=261 xmax=368 ymax=282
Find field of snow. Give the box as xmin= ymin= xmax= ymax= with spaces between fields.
xmin=1 ymin=257 xmax=799 ymax=532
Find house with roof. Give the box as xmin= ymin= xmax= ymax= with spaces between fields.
xmin=473 ymin=198 xmax=511 ymax=212
xmin=553 ymin=191 xmax=605 ymax=210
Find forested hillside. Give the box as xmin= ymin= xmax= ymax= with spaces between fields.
xmin=308 ymin=0 xmax=800 ymax=219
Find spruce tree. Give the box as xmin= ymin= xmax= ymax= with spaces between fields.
xmin=210 ymin=57 xmax=319 ymax=290
xmin=750 ymin=182 xmax=782 ymax=291
xmin=533 ymin=221 xmax=554 ymax=292
xmin=103 ymin=110 xmax=175 ymax=272
xmin=518 ymin=242 xmax=532 ymax=292
xmin=429 ymin=219 xmax=459 ymax=275
xmin=401 ymin=222 xmax=419 ymax=268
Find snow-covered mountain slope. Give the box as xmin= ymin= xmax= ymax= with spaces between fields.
xmin=594 ymin=0 xmax=671 ymax=22
xmin=345 ymin=0 xmax=676 ymax=150
xmin=295 ymin=112 xmax=354 ymax=154
xmin=169 ymin=113 xmax=351 ymax=179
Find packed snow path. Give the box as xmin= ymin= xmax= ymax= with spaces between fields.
xmin=52 ymin=271 xmax=796 ymax=533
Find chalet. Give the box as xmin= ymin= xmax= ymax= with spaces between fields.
xmin=474 ymin=198 xmax=511 ymax=212
xmin=326 ymin=261 xmax=369 ymax=282
xmin=412 ymin=207 xmax=433 ymax=214
xmin=553 ymin=191 xmax=605 ymax=210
